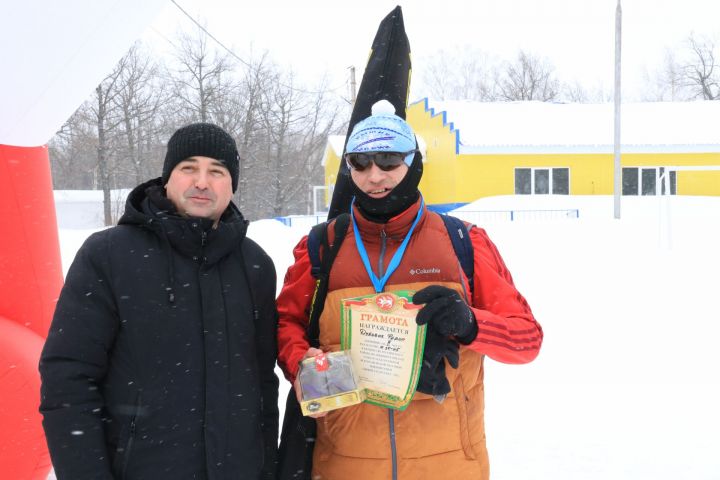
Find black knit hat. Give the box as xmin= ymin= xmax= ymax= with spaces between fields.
xmin=162 ymin=123 xmax=240 ymax=192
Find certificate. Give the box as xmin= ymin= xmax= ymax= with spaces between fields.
xmin=340 ymin=291 xmax=426 ymax=410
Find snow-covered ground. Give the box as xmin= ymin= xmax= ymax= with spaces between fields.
xmin=51 ymin=192 xmax=720 ymax=479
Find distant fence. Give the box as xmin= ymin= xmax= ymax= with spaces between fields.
xmin=451 ymin=209 xmax=580 ymax=224
xmin=274 ymin=214 xmax=328 ymax=229
xmin=275 ymin=209 xmax=579 ymax=228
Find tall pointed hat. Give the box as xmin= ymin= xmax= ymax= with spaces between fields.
xmin=327 ymin=5 xmax=412 ymax=220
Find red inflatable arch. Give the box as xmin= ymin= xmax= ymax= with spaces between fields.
xmin=0 ymin=145 xmax=61 ymax=339
xmin=0 ymin=316 xmax=52 ymax=479
xmin=0 ymin=146 xmax=60 ymax=480
xmin=0 ymin=2 xmax=166 ymax=478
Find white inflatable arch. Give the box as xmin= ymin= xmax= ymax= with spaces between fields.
xmin=0 ymin=2 xmax=166 ymax=477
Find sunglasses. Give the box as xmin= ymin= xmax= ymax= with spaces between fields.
xmin=345 ymin=150 xmax=417 ymax=172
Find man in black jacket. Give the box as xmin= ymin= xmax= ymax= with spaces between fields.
xmin=39 ymin=123 xmax=279 ymax=479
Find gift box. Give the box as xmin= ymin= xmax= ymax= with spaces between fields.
xmin=298 ymin=351 xmax=365 ymax=416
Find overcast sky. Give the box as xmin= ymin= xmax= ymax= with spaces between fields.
xmin=145 ymin=0 xmax=720 ymax=102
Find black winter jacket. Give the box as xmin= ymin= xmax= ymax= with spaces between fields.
xmin=39 ymin=178 xmax=279 ymax=480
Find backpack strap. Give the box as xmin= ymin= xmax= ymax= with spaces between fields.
xmin=439 ymin=214 xmax=475 ymax=295
xmin=307 ymin=221 xmax=328 ymax=279
xmin=306 ymin=213 xmax=350 ymax=347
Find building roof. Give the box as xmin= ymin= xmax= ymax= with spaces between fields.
xmin=417 ymin=99 xmax=720 ymax=154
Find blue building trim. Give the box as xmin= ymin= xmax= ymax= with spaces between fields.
xmin=411 ymin=98 xmax=462 ymax=155
xmin=426 ymin=202 xmax=468 ymax=214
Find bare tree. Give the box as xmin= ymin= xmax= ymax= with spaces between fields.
xmin=49 ymin=115 xmax=98 ymax=189
xmin=255 ymin=70 xmax=315 ymax=217
xmin=231 ymin=53 xmax=275 ymax=212
xmin=419 ymin=46 xmax=616 ymax=104
xmin=642 ymin=50 xmax=686 ymax=101
xmin=646 ymin=34 xmax=720 ymax=101
xmin=497 ymin=50 xmax=560 ymax=102
xmin=265 ymin=75 xmax=341 ymax=217
xmin=51 ymin=47 xmax=163 ymax=224
xmin=562 ymin=80 xmax=591 ymax=103
xmin=419 ymin=47 xmax=497 ymax=101
xmin=49 ymin=35 xmax=344 ymax=221
xmin=681 ymin=34 xmax=720 ymax=100
xmin=113 ymin=43 xmax=168 ymax=185
xmin=288 ymin=78 xmax=343 ymax=206
xmin=170 ymin=28 xmax=236 ymax=124
xmin=91 ymin=57 xmax=130 ymax=226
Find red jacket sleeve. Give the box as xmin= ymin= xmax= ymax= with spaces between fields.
xmin=465 ymin=227 xmax=543 ymax=364
xmin=276 ymin=235 xmax=316 ymax=382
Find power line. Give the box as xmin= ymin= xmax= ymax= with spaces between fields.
xmin=169 ymin=0 xmax=348 ymax=96
xmin=149 ymin=26 xmax=179 ymax=50
xmin=170 ymin=0 xmax=251 ymax=68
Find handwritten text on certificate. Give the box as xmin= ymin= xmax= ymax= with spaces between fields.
xmin=340 ymin=291 xmax=425 ymax=409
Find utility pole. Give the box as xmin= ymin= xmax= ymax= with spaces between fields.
xmin=613 ymin=0 xmax=622 ymax=219
xmin=349 ymin=66 xmax=357 ymax=105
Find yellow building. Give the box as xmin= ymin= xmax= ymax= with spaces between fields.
xmin=324 ymin=99 xmax=720 ymax=212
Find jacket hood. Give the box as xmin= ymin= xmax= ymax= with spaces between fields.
xmin=118 ymin=177 xmax=248 ymax=265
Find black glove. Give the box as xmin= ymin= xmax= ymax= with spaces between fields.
xmin=413 ymin=285 xmax=478 ymax=345
xmin=416 ymin=327 xmax=459 ymax=398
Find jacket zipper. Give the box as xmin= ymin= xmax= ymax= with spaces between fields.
xmin=121 ymin=394 xmax=141 ymax=480
xmin=380 ymin=230 xmax=398 ymax=479
xmin=200 ymin=230 xmax=208 ymax=265
xmin=389 ymin=409 xmax=398 ymax=480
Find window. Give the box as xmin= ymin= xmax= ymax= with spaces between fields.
xmin=641 ymin=168 xmax=657 ymax=195
xmin=622 ymin=167 xmax=638 ymax=195
xmin=622 ymin=167 xmax=676 ymax=196
xmin=515 ymin=167 xmax=569 ymax=195
xmin=552 ymin=168 xmax=570 ymax=194
xmin=534 ymin=169 xmax=549 ymax=194
xmin=659 ymin=168 xmax=677 ymax=195
xmin=515 ymin=169 xmax=531 ymax=194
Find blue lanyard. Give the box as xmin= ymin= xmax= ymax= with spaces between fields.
xmin=350 ymin=196 xmax=425 ymax=293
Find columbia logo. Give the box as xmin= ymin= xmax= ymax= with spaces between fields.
xmin=409 ymin=267 xmax=441 ymax=275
